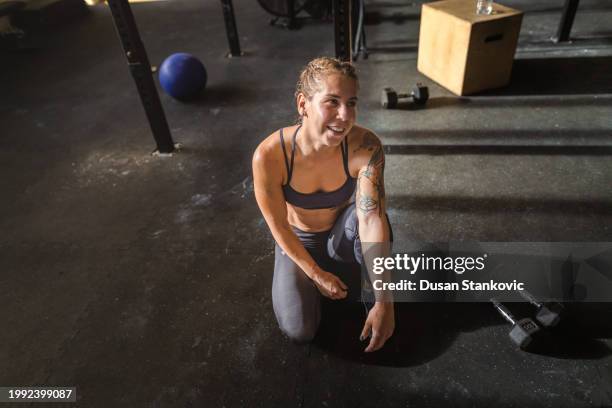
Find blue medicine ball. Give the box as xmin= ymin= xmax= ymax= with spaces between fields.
xmin=159 ymin=53 xmax=207 ymax=100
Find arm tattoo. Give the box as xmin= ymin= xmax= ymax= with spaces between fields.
xmin=353 ymin=132 xmax=379 ymax=154
xmin=356 ymin=132 xmax=386 ymax=216
xmin=359 ymin=195 xmax=378 ymax=213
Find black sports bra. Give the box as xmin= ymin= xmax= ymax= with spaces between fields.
xmin=280 ymin=126 xmax=356 ymax=210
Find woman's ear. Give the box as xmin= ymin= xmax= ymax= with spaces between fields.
xmin=296 ymin=93 xmax=308 ymax=117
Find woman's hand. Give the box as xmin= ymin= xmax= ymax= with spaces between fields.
xmin=311 ymin=270 xmax=348 ymax=300
xmin=360 ymin=302 xmax=395 ymax=352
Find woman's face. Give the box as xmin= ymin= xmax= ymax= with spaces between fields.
xmin=300 ymin=73 xmax=358 ymax=147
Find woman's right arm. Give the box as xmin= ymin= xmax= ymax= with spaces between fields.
xmin=252 ymin=142 xmax=347 ymax=299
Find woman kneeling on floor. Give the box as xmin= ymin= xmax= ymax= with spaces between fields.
xmin=253 ymin=56 xmax=394 ymax=352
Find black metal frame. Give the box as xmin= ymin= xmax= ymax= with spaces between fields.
xmin=333 ymin=0 xmax=352 ymax=61
xmin=107 ymin=0 xmax=174 ymax=153
xmin=334 ymin=0 xmax=587 ymax=60
xmin=554 ymin=0 xmax=580 ymax=43
xmin=333 ymin=0 xmax=367 ymax=61
xmin=352 ymin=0 xmax=367 ymax=60
xmin=220 ymin=0 xmax=242 ymax=56
xmin=106 ymin=0 xmax=243 ymax=152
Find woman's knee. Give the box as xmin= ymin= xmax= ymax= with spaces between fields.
xmin=274 ymin=299 xmax=320 ymax=343
xmin=272 ymin=245 xmax=321 ymax=343
xmin=327 ymin=203 xmax=360 ymax=263
xmin=327 ymin=203 xmax=394 ymax=264
xmin=278 ymin=319 xmax=319 ymax=343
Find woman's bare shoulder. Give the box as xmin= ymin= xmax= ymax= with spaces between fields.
xmin=346 ymin=125 xmax=382 ymax=157
xmin=253 ymin=125 xmax=298 ymax=172
xmin=258 ymin=124 xmax=300 ymax=153
xmin=253 ymin=129 xmax=277 ymax=161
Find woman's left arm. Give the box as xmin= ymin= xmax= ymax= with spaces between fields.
xmin=354 ymin=131 xmax=395 ymax=353
xmin=355 ymin=131 xmax=387 ymax=240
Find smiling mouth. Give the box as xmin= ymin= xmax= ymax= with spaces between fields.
xmin=327 ymin=126 xmax=345 ymax=135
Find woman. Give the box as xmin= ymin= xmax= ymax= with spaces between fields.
xmin=252 ymin=57 xmax=394 ymax=352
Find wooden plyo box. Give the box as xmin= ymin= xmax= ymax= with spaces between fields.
xmin=417 ymin=0 xmax=523 ymax=95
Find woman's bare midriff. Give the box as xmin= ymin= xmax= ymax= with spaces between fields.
xmin=287 ymin=202 xmax=351 ymax=232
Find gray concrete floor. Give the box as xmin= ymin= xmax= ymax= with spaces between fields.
xmin=1 ymin=0 xmax=612 ymax=406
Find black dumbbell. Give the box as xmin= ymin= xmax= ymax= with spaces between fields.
xmin=381 ymin=84 xmax=429 ymax=109
xmin=518 ymin=290 xmax=563 ymax=328
xmin=491 ymin=298 xmax=540 ymax=350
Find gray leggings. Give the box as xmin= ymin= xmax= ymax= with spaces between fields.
xmin=272 ymin=203 xmax=390 ymax=343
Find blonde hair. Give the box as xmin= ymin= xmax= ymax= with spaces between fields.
xmin=294 ymin=57 xmax=359 ymax=123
